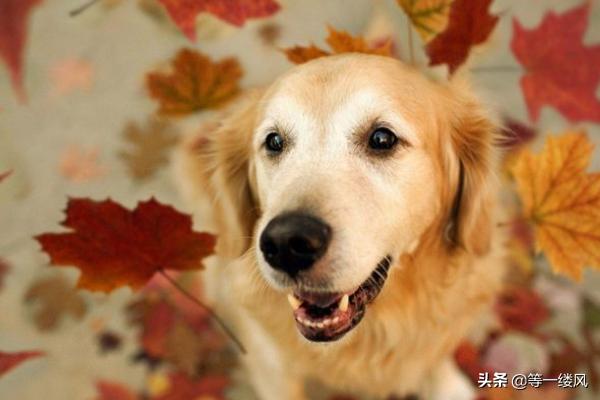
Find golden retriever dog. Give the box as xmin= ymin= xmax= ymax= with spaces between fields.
xmin=175 ymin=53 xmax=506 ymax=400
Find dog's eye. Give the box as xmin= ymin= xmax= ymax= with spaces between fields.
xmin=368 ymin=128 xmax=398 ymax=151
xmin=265 ymin=132 xmax=285 ymax=153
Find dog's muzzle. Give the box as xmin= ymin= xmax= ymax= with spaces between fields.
xmin=286 ymin=256 xmax=392 ymax=342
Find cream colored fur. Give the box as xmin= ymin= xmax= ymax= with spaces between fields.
xmin=174 ymin=54 xmax=506 ymax=400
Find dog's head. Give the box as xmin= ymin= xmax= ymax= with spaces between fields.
xmin=188 ymin=54 xmax=498 ymax=342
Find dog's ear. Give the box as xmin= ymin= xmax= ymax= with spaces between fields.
xmin=176 ymin=89 xmax=263 ymax=258
xmin=444 ymin=82 xmax=499 ymax=256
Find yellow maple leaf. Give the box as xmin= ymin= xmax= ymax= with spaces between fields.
xmin=511 ymin=131 xmax=600 ymax=280
xmin=146 ymin=49 xmax=242 ymax=115
xmin=282 ymin=26 xmax=393 ymax=65
xmin=397 ymin=0 xmax=454 ymax=42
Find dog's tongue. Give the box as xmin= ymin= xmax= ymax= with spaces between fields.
xmin=294 ymin=290 xmax=342 ymax=307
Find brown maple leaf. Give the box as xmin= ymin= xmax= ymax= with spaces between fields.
xmin=257 ymin=22 xmax=281 ymax=46
xmin=426 ymin=0 xmax=498 ymax=73
xmin=36 ymin=198 xmax=216 ymax=292
xmin=119 ymin=118 xmax=178 ymax=181
xmin=165 ymin=321 xmax=204 ymax=375
xmin=511 ymin=131 xmax=600 ymax=280
xmin=24 ymin=276 xmax=87 ymax=331
xmin=146 ymin=48 xmax=242 ymax=115
xmin=158 ymin=0 xmax=280 ymax=41
xmin=0 ymin=0 xmax=42 ymax=101
xmin=397 ymin=0 xmax=454 ymax=42
xmin=0 ymin=350 xmax=44 ymax=378
xmin=0 ymin=170 xmax=12 ymax=183
xmin=0 ymin=258 xmax=9 ymax=290
xmin=511 ymin=3 xmax=600 ymax=123
xmin=282 ymin=26 xmax=393 ymax=65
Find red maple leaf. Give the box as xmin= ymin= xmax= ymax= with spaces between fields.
xmin=0 ymin=350 xmax=44 ymax=378
xmin=511 ymin=3 xmax=600 ymax=123
xmin=426 ymin=0 xmax=498 ymax=73
xmin=500 ymin=118 xmax=537 ymax=149
xmin=153 ymin=373 xmax=229 ymax=400
xmin=158 ymin=0 xmax=280 ymax=41
xmin=454 ymin=341 xmax=491 ymax=384
xmin=0 ymin=0 xmax=42 ymax=101
xmin=495 ymin=286 xmax=550 ymax=333
xmin=94 ymin=381 xmax=139 ymax=400
xmin=36 ymin=198 xmax=216 ymax=292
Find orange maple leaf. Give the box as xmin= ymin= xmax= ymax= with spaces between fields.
xmin=511 ymin=131 xmax=600 ymax=280
xmin=146 ymin=48 xmax=242 ymax=116
xmin=282 ymin=26 xmax=393 ymax=65
xmin=36 ymin=198 xmax=216 ymax=292
xmin=396 ymin=0 xmax=454 ymax=42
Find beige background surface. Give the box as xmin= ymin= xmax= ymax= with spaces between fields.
xmin=1 ymin=1 xmax=599 ymax=399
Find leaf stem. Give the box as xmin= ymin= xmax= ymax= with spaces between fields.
xmin=69 ymin=0 xmax=101 ymax=17
xmin=407 ymin=15 xmax=415 ymax=65
xmin=158 ymin=269 xmax=246 ymax=354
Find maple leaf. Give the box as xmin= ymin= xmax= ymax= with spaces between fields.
xmin=165 ymin=321 xmax=205 ymax=375
xmin=0 ymin=170 xmax=12 ymax=183
xmin=511 ymin=3 xmax=600 ymax=123
xmin=500 ymin=118 xmax=537 ymax=150
xmin=127 ymin=289 xmax=228 ymax=374
xmin=0 ymin=350 xmax=44 ymax=378
xmin=50 ymin=58 xmax=94 ymax=96
xmin=59 ymin=145 xmax=107 ymax=183
xmin=454 ymin=341 xmax=489 ymax=383
xmin=0 ymin=258 xmax=9 ymax=290
xmin=36 ymin=198 xmax=216 ymax=291
xmin=158 ymin=0 xmax=280 ymax=41
xmin=146 ymin=48 xmax=242 ymax=115
xmin=283 ymin=26 xmax=393 ymax=65
xmin=396 ymin=0 xmax=453 ymax=42
xmin=283 ymin=44 xmax=330 ymax=65
xmin=24 ymin=276 xmax=88 ymax=331
xmin=257 ymin=22 xmax=281 ymax=46
xmin=426 ymin=0 xmax=498 ymax=73
xmin=95 ymin=381 xmax=139 ymax=400
xmin=119 ymin=118 xmax=178 ymax=181
xmin=511 ymin=131 xmax=600 ymax=280
xmin=0 ymin=0 xmax=42 ymax=101
xmin=495 ymin=287 xmax=549 ymax=333
xmin=152 ymin=373 xmax=229 ymax=400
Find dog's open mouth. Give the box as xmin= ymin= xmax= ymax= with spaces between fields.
xmin=286 ymin=256 xmax=392 ymax=342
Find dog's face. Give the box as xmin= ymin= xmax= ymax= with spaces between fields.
xmin=193 ymin=54 xmax=496 ymax=343
xmin=250 ymin=56 xmax=454 ymax=342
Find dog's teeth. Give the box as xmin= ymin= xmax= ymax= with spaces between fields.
xmin=322 ymin=318 xmax=331 ymax=326
xmin=316 ymin=322 xmax=324 ymax=329
xmin=339 ymin=294 xmax=349 ymax=312
xmin=287 ymin=294 xmax=302 ymax=310
xmin=333 ymin=317 xmax=339 ymax=324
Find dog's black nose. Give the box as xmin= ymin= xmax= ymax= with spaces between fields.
xmin=259 ymin=212 xmax=331 ymax=276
